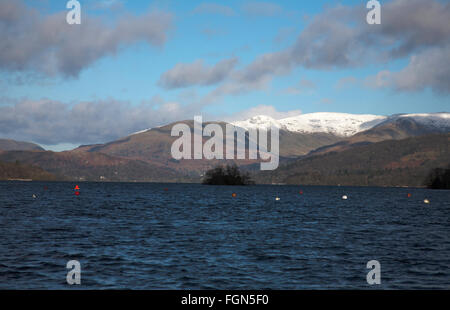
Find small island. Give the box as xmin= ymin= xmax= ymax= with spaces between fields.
xmin=425 ymin=166 xmax=450 ymax=189
xmin=202 ymin=164 xmax=254 ymax=185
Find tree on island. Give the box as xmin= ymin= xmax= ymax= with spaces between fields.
xmin=202 ymin=164 xmax=254 ymax=185
xmin=425 ymin=165 xmax=450 ymax=189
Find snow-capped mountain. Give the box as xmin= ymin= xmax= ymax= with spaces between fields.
xmin=390 ymin=113 xmax=450 ymax=131
xmin=232 ymin=112 xmax=450 ymax=137
xmin=130 ymin=128 xmax=152 ymax=136
xmin=231 ymin=115 xmax=284 ymax=131
xmin=278 ymin=113 xmax=387 ymax=137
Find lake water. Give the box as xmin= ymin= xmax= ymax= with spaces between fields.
xmin=0 ymin=181 xmax=449 ymax=289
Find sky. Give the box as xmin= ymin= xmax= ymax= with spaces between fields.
xmin=0 ymin=0 xmax=449 ymax=151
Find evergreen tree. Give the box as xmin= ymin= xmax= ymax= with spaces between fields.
xmin=425 ymin=165 xmax=450 ymax=189
xmin=202 ymin=164 xmax=254 ymax=185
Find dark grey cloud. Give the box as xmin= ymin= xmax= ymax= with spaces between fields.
xmin=0 ymin=98 xmax=204 ymax=145
xmin=289 ymin=0 xmax=450 ymax=69
xmin=289 ymin=6 xmax=367 ymax=70
xmin=0 ymin=0 xmax=172 ymax=77
xmin=379 ymin=0 xmax=450 ymax=58
xmin=392 ymin=46 xmax=450 ymax=93
xmin=368 ymin=45 xmax=450 ymax=94
xmin=158 ymin=57 xmax=238 ymax=89
xmin=205 ymin=0 xmax=450 ymax=97
xmin=204 ymin=51 xmax=291 ymax=98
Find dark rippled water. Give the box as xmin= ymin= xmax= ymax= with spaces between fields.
xmin=0 ymin=181 xmax=449 ymax=289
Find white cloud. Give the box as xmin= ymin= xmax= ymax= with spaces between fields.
xmin=0 ymin=98 xmax=205 ymax=145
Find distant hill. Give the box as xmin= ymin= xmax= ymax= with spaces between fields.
xmin=0 ymin=150 xmax=190 ymax=182
xmin=0 ymin=160 xmax=56 ymax=181
xmin=70 ymin=113 xmax=449 ymax=179
xmin=0 ymin=139 xmax=44 ymax=151
xmin=0 ymin=112 xmax=448 ymax=184
xmin=73 ymin=121 xmax=261 ymax=177
xmin=255 ymin=133 xmax=450 ymax=187
xmin=308 ymin=116 xmax=450 ymax=156
xmin=74 ymin=120 xmax=342 ymax=169
xmin=233 ymin=112 xmax=450 ymax=137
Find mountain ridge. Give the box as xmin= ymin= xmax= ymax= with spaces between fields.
xmin=0 ymin=112 xmax=449 ymax=185
xmin=0 ymin=139 xmax=44 ymax=152
xmin=232 ymin=112 xmax=450 ymax=137
xmin=254 ymin=133 xmax=450 ymax=187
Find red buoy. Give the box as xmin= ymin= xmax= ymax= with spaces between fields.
xmin=74 ymin=185 xmax=80 ymax=190
xmin=407 ymin=193 xmax=412 ymax=198
xmin=75 ymin=191 xmax=80 ymax=196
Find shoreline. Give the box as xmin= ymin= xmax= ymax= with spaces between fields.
xmin=0 ymin=179 xmax=437 ymax=189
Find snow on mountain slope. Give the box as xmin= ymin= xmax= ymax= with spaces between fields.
xmin=232 ymin=112 xmax=450 ymax=137
xmin=130 ymin=128 xmax=152 ymax=136
xmin=128 ymin=113 xmax=450 ymax=138
xmin=233 ymin=112 xmax=387 ymax=137
xmin=232 ymin=115 xmax=283 ymax=130
xmin=396 ymin=113 xmax=450 ymax=130
xmin=279 ymin=113 xmax=387 ymax=136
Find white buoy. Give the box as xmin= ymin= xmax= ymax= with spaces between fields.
xmin=275 ymin=197 xmax=280 ymax=201
xmin=424 ymin=199 xmax=430 ymax=204
xmin=342 ymin=195 xmax=348 ymax=200
xmin=32 ymin=194 xmax=37 ymax=199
